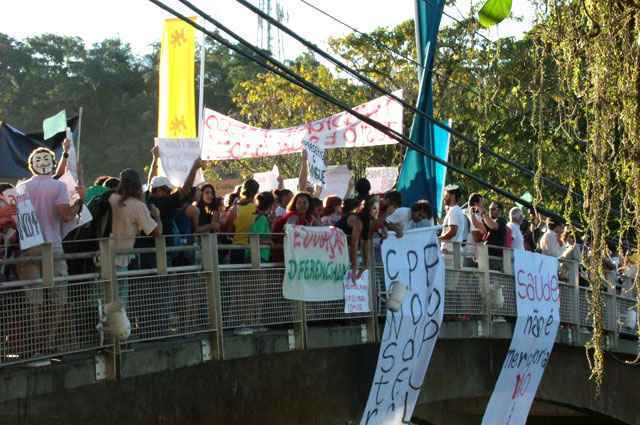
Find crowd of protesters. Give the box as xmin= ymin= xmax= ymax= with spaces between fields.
xmin=0 ymin=141 xmax=638 ymax=353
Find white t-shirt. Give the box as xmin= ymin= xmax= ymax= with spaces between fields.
xmin=539 ymin=230 xmax=563 ymax=257
xmin=386 ymin=207 xmax=411 ymax=231
xmin=465 ymin=208 xmax=484 ymax=256
xmin=441 ymin=205 xmax=467 ymax=251
xmin=507 ymin=222 xmax=524 ymax=251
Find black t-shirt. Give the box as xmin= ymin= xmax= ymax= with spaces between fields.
xmin=486 ymin=216 xmax=508 ymax=248
xmin=146 ymin=191 xmax=185 ymax=235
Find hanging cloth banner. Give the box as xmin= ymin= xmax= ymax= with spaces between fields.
xmin=158 ymin=17 xmax=197 ymax=138
xmin=282 ymin=224 xmax=350 ymax=301
xmin=360 ymin=227 xmax=445 ymax=425
xmin=201 ymin=91 xmax=403 ymax=161
xmin=481 ymin=250 xmax=560 ymax=425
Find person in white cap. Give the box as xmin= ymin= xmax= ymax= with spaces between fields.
xmin=439 ymin=184 xmax=468 ymax=252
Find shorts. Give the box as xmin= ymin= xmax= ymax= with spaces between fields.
xmin=16 ymin=245 xmax=68 ymax=305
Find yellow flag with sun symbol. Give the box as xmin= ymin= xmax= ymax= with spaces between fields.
xmin=158 ymin=18 xmax=196 ymax=138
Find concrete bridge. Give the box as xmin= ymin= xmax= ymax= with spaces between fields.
xmin=0 ymin=236 xmax=638 ymax=424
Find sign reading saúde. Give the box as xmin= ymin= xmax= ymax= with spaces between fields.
xmin=283 ymin=225 xmax=349 ymax=301
xmin=360 ymin=227 xmax=445 ymax=425
xmin=201 ymin=91 xmax=403 ymax=160
xmin=481 ymin=250 xmax=560 ymax=425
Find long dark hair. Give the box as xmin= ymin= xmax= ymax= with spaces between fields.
xmin=357 ymin=196 xmax=379 ymax=240
xmin=197 ymin=184 xmax=219 ymax=215
xmin=117 ymin=177 xmax=143 ymax=206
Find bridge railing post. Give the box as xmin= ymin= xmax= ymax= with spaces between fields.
xmin=201 ymin=234 xmax=224 ymax=360
xmin=365 ymin=239 xmax=379 ymax=343
xmin=476 ymin=244 xmax=493 ymax=336
xmin=98 ymin=237 xmax=119 ymax=381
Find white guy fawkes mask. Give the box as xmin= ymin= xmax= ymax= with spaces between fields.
xmin=29 ymin=150 xmax=56 ymax=175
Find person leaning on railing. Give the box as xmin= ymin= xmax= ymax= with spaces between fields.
xmin=271 ymin=192 xmax=315 ymax=263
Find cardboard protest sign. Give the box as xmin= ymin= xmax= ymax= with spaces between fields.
xmin=481 ymin=250 xmax=560 ymax=425
xmin=201 ymin=91 xmax=403 ymax=160
xmin=283 ymin=224 xmax=349 ymax=301
xmin=157 ymin=138 xmax=202 ymax=187
xmin=283 ymin=178 xmax=298 ymax=193
xmin=366 ymin=166 xmax=398 ymax=194
xmin=360 ymin=227 xmax=444 ymax=425
xmin=42 ymin=110 xmax=67 ymax=140
xmin=12 ymin=185 xmax=45 ymax=250
xmin=344 ymin=270 xmax=370 ymax=314
xmin=303 ymin=139 xmax=326 ymax=186
xmin=253 ymin=165 xmax=280 ymax=192
xmin=319 ymin=165 xmax=351 ymax=199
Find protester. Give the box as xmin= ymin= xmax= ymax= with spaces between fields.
xmin=17 ymin=147 xmax=85 ymax=358
xmin=0 ymin=183 xmax=17 ymax=282
xmin=439 ymin=184 xmax=467 ymax=252
xmin=85 ymin=175 xmax=111 ymax=204
xmin=539 ymin=218 xmax=565 ymax=257
xmin=321 ymin=195 xmax=342 ymax=226
xmin=354 ymin=177 xmax=371 ymax=201
xmin=109 ymin=169 xmax=161 ymax=304
xmin=465 ymin=193 xmax=487 ymax=263
xmin=172 ymin=190 xmax=199 ymax=266
xmin=195 ymin=183 xmax=222 ymax=233
xmin=271 ymin=192 xmax=314 ymax=262
xmin=146 ymin=146 xmax=201 ymax=248
xmin=383 ymin=191 xmax=433 ymax=237
xmin=507 ymin=207 xmax=525 ymax=251
xmin=226 ymin=178 xmax=260 ymax=263
xmin=274 ymin=189 xmax=293 ymax=218
xmin=310 ymin=197 xmax=323 ymax=226
xmin=336 ymin=196 xmax=380 ymax=281
xmin=484 ymin=201 xmax=509 ymax=257
xmin=247 ymin=191 xmax=275 ymax=263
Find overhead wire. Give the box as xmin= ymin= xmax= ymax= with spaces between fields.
xmin=145 ymin=0 xmax=565 ymax=220
xmin=235 ymin=0 xmax=587 ymax=205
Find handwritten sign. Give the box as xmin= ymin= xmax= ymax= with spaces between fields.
xmin=157 ymin=138 xmax=201 ymax=187
xmin=201 ymin=91 xmax=403 ymax=161
xmin=12 ymin=185 xmax=45 ymax=250
xmin=283 ymin=224 xmax=349 ymax=301
xmin=481 ymin=250 xmax=560 ymax=425
xmin=303 ymin=139 xmax=326 ymax=186
xmin=282 ymin=178 xmax=298 ymax=193
xmin=360 ymin=227 xmax=445 ymax=425
xmin=366 ymin=166 xmax=399 ymax=194
xmin=319 ymin=165 xmax=351 ymax=199
xmin=344 ymin=270 xmax=370 ymax=314
xmin=254 ymin=165 xmax=280 ymax=193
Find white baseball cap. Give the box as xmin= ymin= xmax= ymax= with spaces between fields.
xmin=150 ymin=176 xmax=174 ymax=190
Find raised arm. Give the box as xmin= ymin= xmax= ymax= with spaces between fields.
xmin=297 ymin=150 xmax=309 ymax=192
xmin=180 ymin=158 xmax=202 ymax=195
xmin=147 ymin=146 xmax=160 ymax=190
xmin=54 ymin=138 xmax=71 ymax=179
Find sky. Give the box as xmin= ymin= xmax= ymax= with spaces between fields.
xmin=0 ymin=0 xmax=535 ymax=58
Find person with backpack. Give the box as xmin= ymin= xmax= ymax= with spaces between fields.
xmin=108 ymin=169 xmax=161 ymax=305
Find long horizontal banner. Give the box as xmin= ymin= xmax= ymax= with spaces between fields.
xmin=201 ymin=91 xmax=403 ymax=160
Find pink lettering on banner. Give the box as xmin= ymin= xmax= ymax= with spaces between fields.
xmin=294 ymin=226 xmax=345 ymax=260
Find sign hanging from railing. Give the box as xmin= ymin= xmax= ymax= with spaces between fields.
xmin=201 ymin=91 xmax=403 ymax=160
xmin=282 ymin=225 xmax=349 ymax=301
xmin=360 ymin=227 xmax=444 ymax=425
xmin=481 ymin=250 xmax=560 ymax=425
xmin=343 ymin=270 xmax=370 ymax=314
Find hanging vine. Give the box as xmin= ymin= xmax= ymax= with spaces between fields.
xmin=532 ymin=0 xmax=640 ymax=392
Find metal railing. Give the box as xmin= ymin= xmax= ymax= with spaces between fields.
xmin=0 ymin=233 xmax=637 ymax=374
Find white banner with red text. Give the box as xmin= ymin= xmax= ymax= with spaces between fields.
xmin=481 ymin=250 xmax=560 ymax=425
xmin=282 ymin=224 xmax=350 ymax=301
xmin=201 ymin=91 xmax=403 ymax=161
xmin=360 ymin=227 xmax=445 ymax=425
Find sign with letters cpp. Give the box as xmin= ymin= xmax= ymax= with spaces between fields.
xmin=481 ymin=250 xmax=560 ymax=425
xmin=12 ymin=185 xmax=45 ymax=250
xmin=303 ymin=139 xmax=326 ymax=186
xmin=360 ymin=226 xmax=445 ymax=425
xmin=283 ymin=224 xmax=349 ymax=301
xmin=201 ymin=91 xmax=403 ymax=161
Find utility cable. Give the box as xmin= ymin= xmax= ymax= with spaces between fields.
xmin=146 ymin=0 xmax=564 ymax=221
xmin=236 ymin=0 xmax=583 ymax=203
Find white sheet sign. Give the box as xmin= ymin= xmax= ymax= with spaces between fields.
xmin=157 ymin=138 xmax=202 ymax=187
xmin=201 ymin=91 xmax=403 ymax=160
xmin=366 ymin=166 xmax=398 ymax=194
xmin=360 ymin=227 xmax=445 ymax=425
xmin=481 ymin=250 xmax=560 ymax=425
xmin=283 ymin=225 xmax=349 ymax=301
xmin=319 ymin=165 xmax=351 ymax=199
xmin=13 ymin=185 xmax=45 ymax=250
xmin=254 ymin=165 xmax=280 ymax=192
xmin=344 ymin=270 xmax=370 ymax=314
xmin=303 ymin=139 xmax=326 ymax=186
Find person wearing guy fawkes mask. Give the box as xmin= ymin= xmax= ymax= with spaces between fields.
xmin=17 ymin=147 xmax=85 ymax=360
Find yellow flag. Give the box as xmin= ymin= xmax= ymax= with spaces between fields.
xmin=158 ymin=18 xmax=196 ymax=138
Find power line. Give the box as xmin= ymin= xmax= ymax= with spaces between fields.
xmin=236 ymin=0 xmax=584 ymax=204
xmin=146 ymin=0 xmax=564 ymax=221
